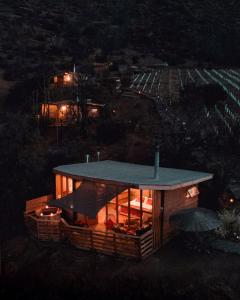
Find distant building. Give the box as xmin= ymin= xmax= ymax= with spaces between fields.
xmin=93 ymin=62 xmax=111 ymax=74
xmin=51 ymin=72 xmax=79 ymax=87
xmin=40 ymin=99 xmax=105 ymax=126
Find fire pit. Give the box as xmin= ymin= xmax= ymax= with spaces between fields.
xmin=35 ymin=205 xmax=62 ymax=220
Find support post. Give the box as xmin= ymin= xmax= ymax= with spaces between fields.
xmin=153 ymin=190 xmax=161 ymax=249
xmin=72 ymin=179 xmax=77 ymax=223
xmin=140 ymin=189 xmax=143 ymax=228
xmin=128 ymin=188 xmax=131 ymax=229
xmin=60 ymin=175 xmax=62 ymax=198
xmin=106 ymin=201 xmax=108 ymax=223
xmin=116 ymin=188 xmax=119 ymax=224
xmin=160 ymin=190 xmax=165 ymax=246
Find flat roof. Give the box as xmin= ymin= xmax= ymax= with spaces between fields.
xmin=54 ymin=160 xmax=213 ymax=190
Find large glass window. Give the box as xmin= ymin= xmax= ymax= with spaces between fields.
xmin=99 ymin=188 xmax=153 ymax=235
xmin=68 ymin=178 xmax=73 ymax=193
xmin=62 ymin=176 xmax=67 ymax=196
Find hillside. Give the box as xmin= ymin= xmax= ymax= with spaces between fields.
xmin=0 ymin=0 xmax=239 ymax=83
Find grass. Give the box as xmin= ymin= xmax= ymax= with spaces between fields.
xmin=2 ymin=234 xmax=240 ymax=300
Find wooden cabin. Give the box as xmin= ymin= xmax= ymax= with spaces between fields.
xmin=40 ymin=100 xmax=105 ymax=126
xmin=93 ymin=62 xmax=111 ymax=74
xmin=25 ymin=160 xmax=213 ymax=259
xmin=51 ymin=72 xmax=78 ymax=87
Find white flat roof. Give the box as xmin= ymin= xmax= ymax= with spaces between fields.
xmin=54 ymin=160 xmax=213 ymax=190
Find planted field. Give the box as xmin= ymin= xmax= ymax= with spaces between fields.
xmin=130 ymin=68 xmax=240 ymax=134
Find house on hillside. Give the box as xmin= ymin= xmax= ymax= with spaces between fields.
xmin=25 ymin=154 xmax=213 ymax=259
xmin=40 ymin=99 xmax=105 ymax=126
xmin=51 ymin=72 xmax=79 ymax=87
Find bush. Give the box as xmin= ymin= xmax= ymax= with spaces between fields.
xmin=216 ymin=207 xmax=240 ymax=241
xmin=96 ymin=121 xmax=126 ymax=145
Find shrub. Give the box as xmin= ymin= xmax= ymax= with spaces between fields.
xmin=216 ymin=208 xmax=240 ymax=241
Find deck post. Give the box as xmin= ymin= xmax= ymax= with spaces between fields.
xmin=114 ymin=233 xmax=117 ymax=254
xmin=140 ymin=189 xmax=143 ymax=228
xmin=128 ymin=188 xmax=131 ymax=228
xmin=106 ymin=200 xmax=108 ymax=222
xmin=72 ymin=179 xmax=77 ymax=223
xmin=160 ymin=190 xmax=165 ymax=246
xmin=153 ymin=190 xmax=161 ymax=249
xmin=116 ymin=187 xmax=119 ymax=224
xmin=90 ymin=230 xmax=93 ymax=249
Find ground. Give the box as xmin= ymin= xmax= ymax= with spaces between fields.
xmin=2 ymin=235 xmax=240 ymax=300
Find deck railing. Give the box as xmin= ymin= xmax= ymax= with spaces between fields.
xmin=25 ymin=213 xmax=61 ymax=242
xmin=61 ymin=219 xmax=153 ymax=259
xmin=25 ymin=214 xmax=154 ymax=259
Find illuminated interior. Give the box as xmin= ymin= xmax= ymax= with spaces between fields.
xmin=55 ymin=175 xmax=153 ymax=235
xmin=41 ymin=103 xmax=79 ymax=123
xmin=63 ymin=73 xmax=72 ymax=83
xmin=56 ymin=175 xmax=74 ymax=198
xmin=186 ymin=186 xmax=199 ymax=198
xmin=97 ymin=188 xmax=152 ymax=235
xmin=53 ymin=73 xmax=76 ymax=85
xmin=88 ymin=107 xmax=99 ymax=118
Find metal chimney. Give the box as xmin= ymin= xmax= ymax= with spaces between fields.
xmin=97 ymin=151 xmax=100 ymax=161
xmin=154 ymin=144 xmax=160 ymax=179
xmin=85 ymin=154 xmax=90 ymax=163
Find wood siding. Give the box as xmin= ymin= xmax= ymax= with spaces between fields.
xmin=162 ymin=186 xmax=199 ymax=243
xmin=61 ymin=218 xmax=153 ymax=259
xmin=152 ymin=190 xmax=161 ymax=249
xmin=25 ymin=214 xmax=61 ymax=241
xmin=25 ymin=194 xmax=53 ymax=214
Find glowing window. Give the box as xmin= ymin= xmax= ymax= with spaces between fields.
xmin=75 ymin=181 xmax=81 ymax=190
xmin=68 ymin=178 xmax=73 ymax=193
xmin=64 ymin=73 xmax=72 ymax=83
xmin=186 ymin=186 xmax=199 ymax=198
xmin=62 ymin=176 xmax=67 ymax=193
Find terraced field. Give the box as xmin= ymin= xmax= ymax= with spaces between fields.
xmin=130 ymin=68 xmax=240 ymax=134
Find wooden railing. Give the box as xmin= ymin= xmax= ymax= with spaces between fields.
xmin=61 ymin=219 xmax=153 ymax=259
xmin=25 ymin=194 xmax=53 ymax=214
xmin=25 ymin=214 xmax=61 ymax=242
xmin=25 ymin=212 xmax=154 ymax=258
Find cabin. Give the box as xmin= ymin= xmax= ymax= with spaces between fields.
xmin=51 ymin=72 xmax=79 ymax=87
xmin=40 ymin=100 xmax=105 ymax=126
xmin=25 ymin=160 xmax=213 ymax=259
xmin=93 ymin=62 xmax=111 ymax=74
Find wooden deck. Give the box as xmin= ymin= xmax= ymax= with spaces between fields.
xmin=25 ymin=213 xmax=61 ymax=242
xmin=25 ymin=214 xmax=154 ymax=259
xmin=61 ymin=219 xmax=154 ymax=259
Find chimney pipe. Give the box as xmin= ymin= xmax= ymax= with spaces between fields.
xmin=97 ymin=151 xmax=100 ymax=161
xmin=85 ymin=154 xmax=90 ymax=163
xmin=154 ymin=144 xmax=160 ymax=179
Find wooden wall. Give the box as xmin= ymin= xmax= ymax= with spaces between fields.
xmin=152 ymin=190 xmax=161 ymax=249
xmin=162 ymin=186 xmax=199 ymax=243
xmin=25 ymin=194 xmax=53 ymax=214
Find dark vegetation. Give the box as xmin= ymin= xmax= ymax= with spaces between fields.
xmin=0 ymin=0 xmax=239 ymax=81
xmin=2 ymin=236 xmax=240 ymax=300
xmin=181 ymin=84 xmax=228 ymax=108
xmin=0 ymin=1 xmax=240 ymax=299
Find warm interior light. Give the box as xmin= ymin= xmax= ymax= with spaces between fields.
xmin=45 ymin=205 xmax=49 ymax=209
xmin=186 ymin=186 xmax=199 ymax=198
xmin=229 ymin=198 xmax=235 ymax=203
xmin=50 ymin=213 xmax=53 ymax=217
xmin=60 ymin=105 xmax=67 ymax=112
xmin=64 ymin=73 xmax=72 ymax=82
